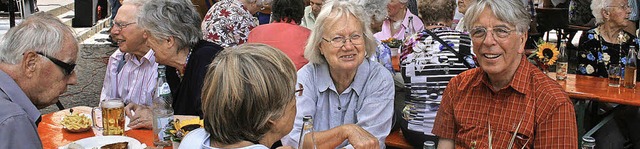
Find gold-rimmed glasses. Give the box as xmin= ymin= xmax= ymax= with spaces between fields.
xmin=112 ymin=21 xmax=136 ymax=31
xmin=322 ymin=34 xmax=365 ymax=48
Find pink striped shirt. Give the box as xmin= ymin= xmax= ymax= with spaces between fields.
xmin=100 ymin=49 xmax=158 ymax=106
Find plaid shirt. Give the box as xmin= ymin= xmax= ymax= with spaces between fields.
xmin=433 ymin=56 xmax=578 ymax=148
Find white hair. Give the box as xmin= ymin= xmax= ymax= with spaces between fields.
xmin=590 ymin=0 xmax=614 ymax=25
xmin=0 ymin=13 xmax=77 ymax=64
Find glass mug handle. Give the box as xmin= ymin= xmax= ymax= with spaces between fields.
xmin=91 ymin=107 xmax=103 ymax=131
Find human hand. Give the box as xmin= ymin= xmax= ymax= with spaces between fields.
xmin=124 ymin=103 xmax=153 ymax=129
xmin=342 ymin=124 xmax=379 ymax=149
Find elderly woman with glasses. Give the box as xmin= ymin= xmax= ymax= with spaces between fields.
xmin=281 ymin=0 xmax=394 ymax=148
xmin=201 ymin=0 xmax=271 ymax=48
xmin=179 ymin=44 xmax=298 ymax=149
xmin=577 ymin=0 xmax=638 ymax=80
xmin=576 ymin=0 xmax=640 ymax=148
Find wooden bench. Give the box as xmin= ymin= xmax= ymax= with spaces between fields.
xmin=385 ymin=129 xmax=414 ymax=149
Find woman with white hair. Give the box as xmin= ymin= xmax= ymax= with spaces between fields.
xmin=282 ymin=0 xmax=394 ymax=148
xmin=577 ymin=0 xmax=638 ymax=79
xmin=373 ymin=0 xmax=424 ymax=42
xmin=577 ymin=0 xmax=640 ymax=148
xmin=201 ymin=0 xmax=271 ymax=48
xmin=131 ymin=0 xmax=224 ymax=118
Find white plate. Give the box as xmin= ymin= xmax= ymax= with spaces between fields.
xmin=58 ymin=136 xmax=144 ymax=149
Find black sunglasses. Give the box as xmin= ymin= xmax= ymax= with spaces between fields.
xmin=36 ymin=52 xmax=76 ymax=76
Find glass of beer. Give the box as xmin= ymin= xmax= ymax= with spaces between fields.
xmin=92 ymin=98 xmax=125 ymax=136
xmin=608 ymin=64 xmax=622 ymax=87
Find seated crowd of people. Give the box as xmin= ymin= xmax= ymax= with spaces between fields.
xmin=1 ymin=0 xmax=640 ymax=148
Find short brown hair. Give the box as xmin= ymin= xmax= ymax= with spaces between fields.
xmin=417 ymin=0 xmax=456 ymax=25
xmin=201 ymin=43 xmax=297 ymax=144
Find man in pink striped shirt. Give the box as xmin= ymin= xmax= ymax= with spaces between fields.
xmin=100 ymin=0 xmax=157 ymax=107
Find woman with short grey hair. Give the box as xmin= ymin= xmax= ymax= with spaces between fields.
xmin=282 ymin=0 xmax=394 ymax=148
xmin=136 ymin=0 xmax=224 ymax=117
xmin=180 ymin=43 xmax=298 ymax=149
xmin=201 ymin=0 xmax=272 ymax=47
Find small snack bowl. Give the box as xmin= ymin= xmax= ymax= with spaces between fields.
xmin=61 ymin=113 xmax=92 ymax=133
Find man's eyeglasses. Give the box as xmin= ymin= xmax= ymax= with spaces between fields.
xmin=607 ymin=4 xmax=631 ymax=10
xmin=469 ymin=26 xmax=515 ymax=42
xmin=322 ymin=34 xmax=365 ymax=48
xmin=113 ymin=21 xmax=136 ymax=31
xmin=36 ymin=52 xmax=75 ymax=76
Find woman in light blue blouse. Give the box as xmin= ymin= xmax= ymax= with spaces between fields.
xmin=281 ymin=0 xmax=395 ymax=148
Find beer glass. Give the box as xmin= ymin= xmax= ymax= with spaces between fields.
xmin=92 ymin=98 xmax=125 ymax=135
xmin=608 ymin=64 xmax=622 ymax=87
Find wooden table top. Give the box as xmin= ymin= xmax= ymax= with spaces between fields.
xmin=558 ymin=74 xmax=640 ymax=106
xmin=37 ymin=106 xmax=167 ymax=149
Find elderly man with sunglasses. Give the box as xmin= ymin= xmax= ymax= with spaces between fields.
xmin=0 ymin=13 xmax=78 ymax=149
xmin=432 ymin=0 xmax=578 ymax=148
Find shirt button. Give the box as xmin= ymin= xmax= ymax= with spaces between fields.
xmin=338 ymin=107 xmax=342 ymax=110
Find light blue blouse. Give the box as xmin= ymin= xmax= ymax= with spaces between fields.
xmin=282 ymin=59 xmax=395 ymax=148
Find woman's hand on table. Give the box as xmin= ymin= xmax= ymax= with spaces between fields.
xmin=124 ymin=103 xmax=153 ymax=129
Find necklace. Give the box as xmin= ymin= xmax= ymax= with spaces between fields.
xmin=595 ymin=28 xmax=625 ymax=71
xmin=176 ymin=48 xmax=193 ymax=81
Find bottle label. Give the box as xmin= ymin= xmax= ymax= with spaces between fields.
xmin=156 ymin=82 xmax=171 ymax=97
xmin=155 ymin=117 xmax=172 ymax=141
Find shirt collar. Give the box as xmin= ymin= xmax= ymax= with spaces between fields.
xmin=124 ymin=49 xmax=156 ymax=65
xmin=0 ymin=70 xmax=41 ymax=122
xmin=472 ymin=56 xmax=531 ymax=94
xmin=316 ymin=60 xmax=371 ymax=96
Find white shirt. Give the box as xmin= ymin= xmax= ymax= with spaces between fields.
xmin=179 ymin=128 xmax=269 ymax=149
xmin=100 ymin=49 xmax=158 ymax=106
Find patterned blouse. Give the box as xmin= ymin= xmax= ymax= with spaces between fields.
xmin=576 ymin=28 xmax=638 ymax=79
xmin=201 ymin=0 xmax=257 ymax=48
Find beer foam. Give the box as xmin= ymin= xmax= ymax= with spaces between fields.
xmin=102 ymin=100 xmax=124 ymax=108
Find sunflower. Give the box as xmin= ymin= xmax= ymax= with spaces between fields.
xmin=536 ymin=42 xmax=560 ymax=66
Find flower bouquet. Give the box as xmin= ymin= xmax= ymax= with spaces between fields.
xmin=165 ymin=117 xmax=204 ymax=147
xmin=528 ymin=39 xmax=559 ymax=73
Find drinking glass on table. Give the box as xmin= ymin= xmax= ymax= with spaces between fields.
xmin=92 ymin=98 xmax=126 ymax=136
xmin=608 ymin=64 xmax=622 ymax=87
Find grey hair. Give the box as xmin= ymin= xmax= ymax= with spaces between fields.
xmin=463 ymin=0 xmax=530 ymax=33
xmin=417 ymin=0 xmax=456 ymax=24
xmin=590 ymin=0 xmax=614 ymax=25
xmin=304 ymin=0 xmax=377 ymax=64
xmin=247 ymin=0 xmax=273 ymax=7
xmin=137 ymin=0 xmax=202 ymax=51
xmin=350 ymin=0 xmax=390 ymax=22
xmin=398 ymin=0 xmax=408 ymax=4
xmin=0 ymin=13 xmax=77 ymax=64
xmin=122 ymin=0 xmax=151 ymax=8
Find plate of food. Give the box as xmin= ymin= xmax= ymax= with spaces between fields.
xmin=61 ymin=113 xmax=92 ymax=133
xmin=58 ymin=136 xmax=144 ymax=149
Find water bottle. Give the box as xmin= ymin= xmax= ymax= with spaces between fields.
xmin=298 ymin=116 xmax=315 ymax=149
xmin=624 ymin=45 xmax=637 ymax=88
xmin=556 ymin=38 xmax=569 ymax=80
xmin=423 ymin=141 xmax=436 ymax=149
xmin=152 ymin=65 xmax=174 ymax=146
xmin=581 ymin=136 xmax=595 ymax=149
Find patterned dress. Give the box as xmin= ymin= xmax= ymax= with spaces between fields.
xmin=399 ymin=27 xmax=473 ymax=136
xmin=576 ymin=28 xmax=639 ymax=80
xmin=201 ymin=0 xmax=257 ymax=48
